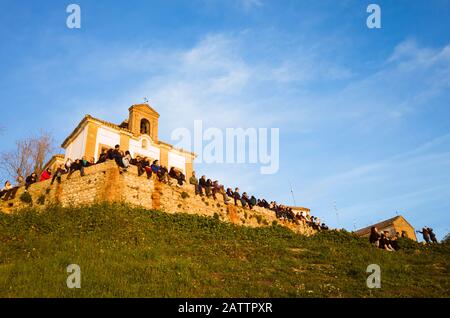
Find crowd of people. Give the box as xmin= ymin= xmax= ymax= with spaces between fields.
xmin=369 ymin=226 xmax=439 ymax=251
xmin=369 ymin=227 xmax=400 ymax=251
xmin=1 ymin=144 xmax=327 ymax=230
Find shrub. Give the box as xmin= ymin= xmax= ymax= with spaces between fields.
xmin=181 ymin=192 xmax=189 ymax=199
xmin=255 ymin=215 xmax=263 ymax=225
xmin=272 ymin=220 xmax=278 ymax=226
xmin=213 ymin=213 xmax=220 ymax=220
xmin=37 ymin=195 xmax=46 ymax=205
xmin=19 ymin=192 xmax=33 ymax=205
xmin=396 ymin=237 xmax=421 ymax=250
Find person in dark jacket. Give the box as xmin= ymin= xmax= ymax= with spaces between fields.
xmin=417 ymin=227 xmax=431 ymax=244
xmin=249 ymin=195 xmax=257 ymax=209
xmin=226 ymin=188 xmax=234 ymax=198
xmin=233 ymin=188 xmax=245 ymax=207
xmin=157 ymin=165 xmax=168 ymax=183
xmin=427 ymin=228 xmax=438 ymax=244
xmin=97 ymin=149 xmax=108 ymax=164
xmin=25 ymin=173 xmax=37 ymax=191
xmin=51 ymin=164 xmax=66 ymax=185
xmin=67 ymin=159 xmax=82 ymax=179
xmin=369 ymin=227 xmax=381 ymax=247
xmin=379 ymin=232 xmax=395 ymax=251
xmin=199 ymin=176 xmax=207 ymax=196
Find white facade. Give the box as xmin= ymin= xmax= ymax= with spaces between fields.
xmin=168 ymin=151 xmax=186 ymax=174
xmin=129 ymin=136 xmax=160 ymax=161
xmin=65 ymin=125 xmax=88 ymax=161
xmin=94 ymin=127 xmax=121 ymax=160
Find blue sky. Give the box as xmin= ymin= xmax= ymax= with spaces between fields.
xmin=1 ymin=0 xmax=450 ymax=240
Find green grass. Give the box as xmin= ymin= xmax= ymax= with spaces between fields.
xmin=0 ymin=204 xmax=449 ymax=298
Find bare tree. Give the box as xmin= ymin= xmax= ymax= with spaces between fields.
xmin=0 ymin=131 xmax=55 ymax=184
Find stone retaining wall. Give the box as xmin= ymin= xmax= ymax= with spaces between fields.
xmin=0 ymin=160 xmax=315 ymax=235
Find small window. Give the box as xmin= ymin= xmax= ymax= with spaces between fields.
xmin=140 ymin=119 xmax=150 ymax=135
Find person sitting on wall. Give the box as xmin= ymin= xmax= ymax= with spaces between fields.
xmin=199 ymin=176 xmax=207 ymax=196
xmin=51 ymin=164 xmax=66 ymax=185
xmin=249 ymin=195 xmax=257 ymax=209
xmin=226 ymin=187 xmax=234 ymax=199
xmin=64 ymin=158 xmax=73 ymax=172
xmin=130 ymin=155 xmax=140 ymax=166
xmin=211 ymin=180 xmax=220 ymax=200
xmin=107 ymin=148 xmax=115 ymax=161
xmin=111 ymin=145 xmax=126 ymax=168
xmin=169 ymin=167 xmax=185 ymax=187
xmin=178 ymin=171 xmax=186 ymax=186
xmin=189 ymin=171 xmax=200 ymax=195
xmin=219 ymin=184 xmax=230 ymax=204
xmin=0 ymin=181 xmax=13 ymax=199
xmin=39 ymin=168 xmax=52 ymax=182
xmin=67 ymin=159 xmax=82 ymax=179
xmin=157 ymin=165 xmax=169 ymax=183
xmin=97 ymin=150 xmax=108 ymax=164
xmin=205 ymin=179 xmax=213 ymax=198
xmin=241 ymin=192 xmax=250 ymax=209
xmin=24 ymin=172 xmax=37 ymax=191
xmin=121 ymin=151 xmax=132 ymax=172
xmin=151 ymin=160 xmax=160 ymax=174
xmin=233 ymin=188 xmax=240 ymax=207
xmin=1 ymin=180 xmax=19 ymax=201
xmin=81 ymin=156 xmax=91 ymax=174
xmin=168 ymin=167 xmax=178 ymax=182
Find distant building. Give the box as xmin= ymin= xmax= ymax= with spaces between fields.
xmin=44 ymin=103 xmax=196 ymax=177
xmin=355 ymin=215 xmax=417 ymax=241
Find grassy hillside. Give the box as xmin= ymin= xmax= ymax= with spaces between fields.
xmin=0 ymin=204 xmax=449 ymax=298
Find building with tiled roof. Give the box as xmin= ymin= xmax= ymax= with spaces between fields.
xmin=45 ymin=103 xmax=196 ymax=177
xmin=355 ymin=215 xmax=417 ymax=241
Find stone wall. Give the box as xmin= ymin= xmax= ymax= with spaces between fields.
xmin=0 ymin=160 xmax=315 ymax=235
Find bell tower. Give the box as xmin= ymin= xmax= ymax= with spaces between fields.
xmin=128 ymin=103 xmax=160 ymax=142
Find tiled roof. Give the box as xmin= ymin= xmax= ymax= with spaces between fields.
xmin=354 ymin=216 xmax=402 ymax=236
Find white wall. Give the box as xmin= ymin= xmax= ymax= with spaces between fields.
xmin=168 ymin=151 xmax=186 ymax=174
xmin=94 ymin=127 xmax=121 ymax=160
xmin=129 ymin=137 xmax=160 ymax=161
xmin=65 ymin=126 xmax=88 ymax=161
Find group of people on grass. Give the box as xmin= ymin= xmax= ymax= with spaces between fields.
xmin=1 ymin=144 xmax=327 ymax=230
xmin=369 ymin=226 xmax=439 ymax=251
xmin=369 ymin=227 xmax=400 ymax=251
